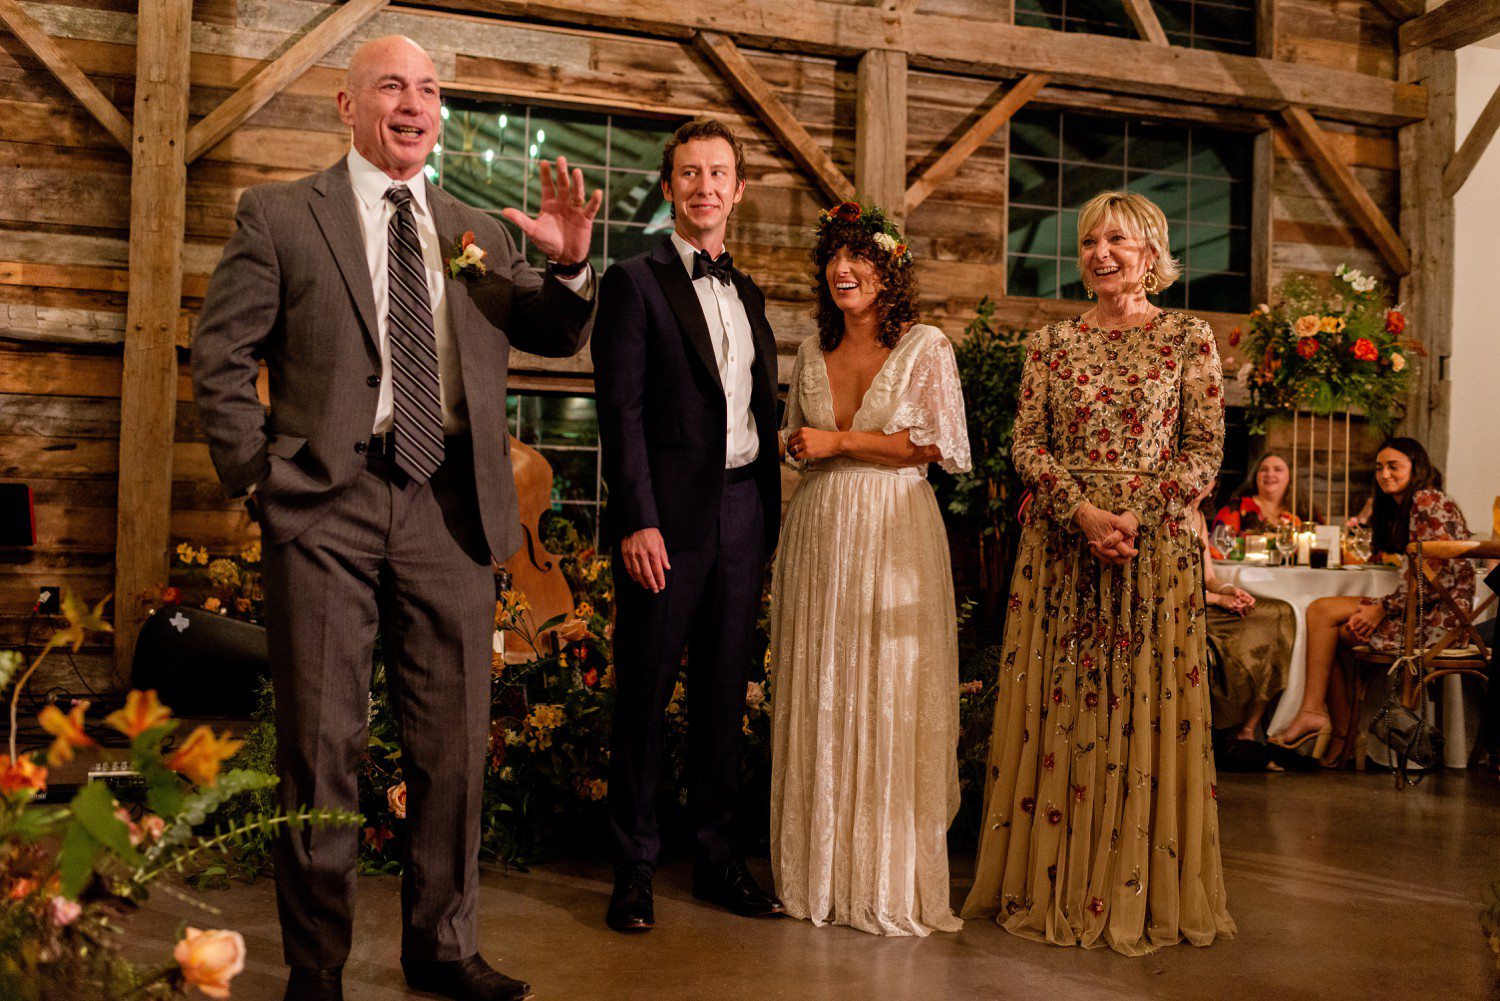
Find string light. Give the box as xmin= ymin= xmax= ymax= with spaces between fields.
xmin=498 ymin=114 xmax=508 ymax=129
xmin=440 ymin=105 xmax=450 ymax=120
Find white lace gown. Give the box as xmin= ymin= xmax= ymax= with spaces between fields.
xmin=769 ymin=323 xmax=971 ymax=937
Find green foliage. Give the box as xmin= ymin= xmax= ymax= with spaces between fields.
xmin=1240 ymin=265 xmax=1418 ymax=434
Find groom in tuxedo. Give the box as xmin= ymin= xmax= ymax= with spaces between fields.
xmin=595 ymin=119 xmax=783 ymax=931
xmin=192 ymin=36 xmax=598 ymax=1001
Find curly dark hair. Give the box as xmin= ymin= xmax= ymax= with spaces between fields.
xmin=812 ymin=218 xmax=919 ymax=351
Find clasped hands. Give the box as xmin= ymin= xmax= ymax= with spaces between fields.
xmin=1072 ymin=502 xmax=1139 ymax=565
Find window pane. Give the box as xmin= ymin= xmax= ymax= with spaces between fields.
xmin=1158 ymin=279 xmax=1188 ymax=308
xmin=1192 ymin=134 xmax=1252 ymax=179
xmin=1062 ymin=163 xmax=1122 ymax=208
xmin=1185 ymin=224 xmax=1235 ymax=273
xmin=439 ymin=155 xmax=528 ymax=214
xmin=611 ymin=117 xmax=676 ymax=174
xmin=1194 ymin=2 xmax=1254 ymax=43
xmin=1009 ymin=157 xmax=1059 ymax=206
xmin=608 ymin=171 xmax=670 ymax=226
xmin=1061 ymin=116 xmax=1126 ymax=167
xmin=1155 ymin=0 xmax=1193 ymax=35
xmin=525 ymin=109 xmax=608 ymax=168
xmin=1060 ymin=276 xmax=1089 ymax=301
xmin=1010 ymin=110 xmax=1060 ymax=160
xmin=537 ymin=447 xmax=599 ymax=502
xmin=1187 ymin=272 xmax=1248 ymax=312
xmin=1007 ymin=255 xmax=1059 ymax=298
xmin=1190 ymin=177 xmax=1249 ymax=228
xmin=605 ymin=224 xmax=662 ymax=266
xmin=527 ymin=166 xmax=607 ymax=215
xmin=1130 ymin=124 xmax=1192 ymax=176
xmin=442 ymin=101 xmax=526 ymax=160
xmin=1008 ymin=206 xmax=1061 ymax=257
xmin=521 ymin=395 xmax=599 ymax=447
xmin=1125 ymin=171 xmax=1190 ymax=222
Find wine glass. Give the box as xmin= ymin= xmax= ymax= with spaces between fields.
xmin=1210 ymin=522 xmax=1235 ymax=559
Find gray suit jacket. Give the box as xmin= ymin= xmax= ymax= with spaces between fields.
xmin=191 ymin=158 xmax=594 ymax=560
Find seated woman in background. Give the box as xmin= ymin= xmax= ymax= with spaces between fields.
xmin=1190 ymin=484 xmax=1295 ymax=766
xmin=1211 ymin=452 xmax=1318 ymax=541
xmin=1271 ymin=437 xmax=1474 ymax=765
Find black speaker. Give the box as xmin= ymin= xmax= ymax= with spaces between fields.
xmin=0 ymin=483 xmax=35 ymax=548
xmin=129 ymin=606 xmax=269 ymax=718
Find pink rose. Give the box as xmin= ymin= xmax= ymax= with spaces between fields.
xmin=387 ymin=781 xmax=408 ymax=820
xmin=174 ymin=928 xmax=246 ymax=1000
xmin=48 ymin=895 xmax=82 ymax=927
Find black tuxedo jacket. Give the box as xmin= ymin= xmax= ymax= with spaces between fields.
xmin=594 ymin=236 xmax=781 ymax=553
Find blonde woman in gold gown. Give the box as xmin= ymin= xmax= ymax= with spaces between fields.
xmin=962 ymin=191 xmax=1236 ymax=955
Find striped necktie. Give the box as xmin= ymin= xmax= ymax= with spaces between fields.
xmin=384 ymin=185 xmax=445 ymax=482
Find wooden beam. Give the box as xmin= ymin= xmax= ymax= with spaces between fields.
xmin=855 ymin=49 xmax=907 ymax=218
xmin=1443 ymin=81 xmax=1500 ymax=198
xmin=1255 ymin=0 xmax=1278 ymax=58
xmin=1401 ymin=0 xmax=1500 ymax=53
xmin=692 ymin=31 xmax=854 ymax=203
xmin=407 ymin=0 xmax=1426 ymax=126
xmin=1278 ymin=106 xmax=1411 ymax=275
xmin=1120 ymin=0 xmax=1170 ymax=45
xmin=1398 ymin=47 xmax=1457 ymax=473
xmin=905 ymin=73 xmax=1049 ymax=215
xmin=1251 ymin=129 xmax=1274 ymax=305
xmin=114 ymin=0 xmax=192 ymax=683
xmin=186 ymin=0 xmax=389 ymax=164
xmin=1370 ymin=0 xmax=1423 ymax=22
xmin=0 ymin=0 xmax=131 ymax=150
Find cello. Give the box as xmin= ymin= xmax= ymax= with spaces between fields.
xmin=500 ymin=435 xmax=576 ymax=661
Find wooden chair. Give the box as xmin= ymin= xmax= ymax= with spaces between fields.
xmin=1344 ymin=539 xmax=1498 ymax=768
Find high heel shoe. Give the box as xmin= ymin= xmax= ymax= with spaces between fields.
xmin=1269 ymin=713 xmax=1332 ymax=757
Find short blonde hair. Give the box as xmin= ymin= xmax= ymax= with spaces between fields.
xmin=1076 ymin=190 xmax=1181 ymax=293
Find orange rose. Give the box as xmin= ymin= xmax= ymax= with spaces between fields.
xmin=387 ymin=781 xmax=408 ymax=820
xmin=1292 ymin=314 xmax=1320 ymax=339
xmin=1295 ymin=337 xmax=1319 ymax=359
xmin=104 ymin=689 xmax=172 ymax=739
xmin=38 ymin=701 xmax=97 ymax=767
xmin=173 ymin=928 xmax=246 ymax=1000
xmin=1352 ymin=337 xmax=1378 ymax=361
xmin=0 ymin=754 xmax=47 ymax=796
xmin=1385 ymin=309 xmax=1406 ymax=335
xmin=165 ymin=726 xmax=244 ymax=787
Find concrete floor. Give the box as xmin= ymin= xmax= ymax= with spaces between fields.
xmin=129 ymin=770 xmax=1500 ymax=1001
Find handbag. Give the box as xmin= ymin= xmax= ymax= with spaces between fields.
xmin=1367 ymin=538 xmax=1443 ymax=788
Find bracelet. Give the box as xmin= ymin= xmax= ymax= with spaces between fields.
xmin=547 ymin=259 xmax=588 ymax=278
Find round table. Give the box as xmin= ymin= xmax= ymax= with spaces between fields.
xmin=1211 ymin=561 xmax=1401 ymax=736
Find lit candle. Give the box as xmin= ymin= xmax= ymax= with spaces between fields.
xmin=1296 ymin=531 xmax=1313 ymax=566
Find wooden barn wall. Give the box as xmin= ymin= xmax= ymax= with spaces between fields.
xmin=0 ymin=0 xmax=1408 ymax=688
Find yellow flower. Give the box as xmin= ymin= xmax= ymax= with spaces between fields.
xmin=165 ymin=726 xmax=244 ymax=786
xmin=207 ymin=559 xmax=240 ymax=589
xmin=1390 ymin=352 xmax=1406 ymax=372
xmin=1317 ymin=315 xmax=1345 ymax=333
xmin=45 ymin=590 xmax=112 ymax=656
xmin=527 ymin=704 xmax=565 ymax=732
xmin=174 ymin=928 xmax=246 ymax=1000
xmin=584 ymin=778 xmax=607 ymax=800
xmin=39 ymin=702 xmax=97 ymax=766
xmin=575 ymin=601 xmax=594 ymax=620
xmin=104 ymin=689 xmax=173 ymax=739
xmin=1292 ymin=314 xmax=1320 ymax=339
xmin=239 ymin=541 xmax=261 ymax=564
xmin=202 ymin=597 xmax=222 ymax=613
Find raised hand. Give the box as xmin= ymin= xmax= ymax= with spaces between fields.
xmin=501 ymin=155 xmax=603 ymax=265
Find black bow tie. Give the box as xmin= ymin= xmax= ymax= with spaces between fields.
xmin=691 ymin=249 xmax=734 ymax=285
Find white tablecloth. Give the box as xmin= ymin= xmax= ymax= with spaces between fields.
xmin=1212 ymin=562 xmax=1401 ymax=735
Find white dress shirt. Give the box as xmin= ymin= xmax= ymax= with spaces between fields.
xmin=670 ymin=231 xmax=759 ymax=469
xmin=346 ymin=146 xmax=591 ymax=436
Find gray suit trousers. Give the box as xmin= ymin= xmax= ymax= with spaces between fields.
xmin=263 ymin=444 xmax=494 ymax=969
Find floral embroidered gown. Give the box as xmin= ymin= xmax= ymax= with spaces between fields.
xmin=770 ymin=323 xmax=971 ymax=937
xmin=961 ymin=311 xmax=1236 ymax=956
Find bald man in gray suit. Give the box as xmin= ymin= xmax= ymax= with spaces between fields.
xmin=192 ymin=36 xmax=600 ymax=1001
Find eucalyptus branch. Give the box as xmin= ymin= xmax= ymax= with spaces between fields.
xmin=131 ymin=806 xmax=362 ymax=886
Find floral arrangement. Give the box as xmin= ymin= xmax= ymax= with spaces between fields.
xmin=0 ymin=590 xmax=359 ymax=999
xmin=1235 ymin=264 xmax=1421 ymax=432
xmin=816 ymin=201 xmax=912 ymax=267
xmin=138 ymin=541 xmax=265 ymax=624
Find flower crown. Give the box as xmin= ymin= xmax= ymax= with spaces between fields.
xmin=816 ymin=201 xmax=913 ymax=267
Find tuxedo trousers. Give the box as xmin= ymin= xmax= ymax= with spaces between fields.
xmin=607 ymin=478 xmax=767 ymax=873
xmin=262 ymin=442 xmax=494 ymax=969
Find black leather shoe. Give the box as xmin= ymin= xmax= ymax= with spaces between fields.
xmin=401 ymin=954 xmax=532 ymax=1001
xmin=283 ymin=966 xmax=344 ymax=1001
xmin=692 ymin=858 xmax=785 ymax=918
xmin=605 ymin=864 xmax=655 ymax=932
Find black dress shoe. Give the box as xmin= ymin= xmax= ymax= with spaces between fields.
xmin=283 ymin=966 xmax=343 ymax=1001
xmin=692 ymin=858 xmax=785 ymax=918
xmin=402 ymin=954 xmax=532 ymax=1001
xmin=606 ymin=864 xmax=655 ymax=932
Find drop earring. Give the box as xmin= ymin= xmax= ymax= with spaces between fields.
xmin=1084 ymin=283 xmax=1095 ymax=299
xmin=1141 ymin=271 xmax=1160 ymax=294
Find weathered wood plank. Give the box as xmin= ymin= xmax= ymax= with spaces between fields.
xmin=407 ymin=0 xmax=1427 ymax=126
xmin=905 ymin=72 xmax=1047 ymax=214
xmin=693 ymin=31 xmax=854 ymax=202
xmin=854 ymin=48 xmax=907 ymax=217
xmin=114 ymin=0 xmax=191 ymax=680
xmin=1278 ymin=107 xmax=1410 ymax=275
xmin=1120 ymin=0 xmax=1170 ymax=45
xmin=1399 ymin=0 xmax=1500 ymax=54
xmin=1443 ymin=80 xmax=1500 ymax=198
xmin=0 ymin=0 xmax=130 ymax=148
xmin=186 ymin=0 xmax=389 ymax=164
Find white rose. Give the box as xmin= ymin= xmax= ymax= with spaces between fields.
xmin=872 ymin=232 xmax=897 ymax=254
xmin=458 ymin=243 xmax=486 ymax=267
xmin=1390 ymin=352 xmax=1406 ymax=372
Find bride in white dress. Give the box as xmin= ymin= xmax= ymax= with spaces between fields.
xmin=769 ymin=203 xmax=970 ymax=937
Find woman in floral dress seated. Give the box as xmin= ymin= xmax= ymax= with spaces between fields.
xmin=770 ymin=202 xmax=971 ymax=937
xmin=1271 ymin=437 xmax=1474 ymax=765
xmin=963 ymin=191 xmax=1235 ymax=955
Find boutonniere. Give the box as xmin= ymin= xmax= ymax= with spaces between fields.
xmin=447 ymin=231 xmax=487 ymax=279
